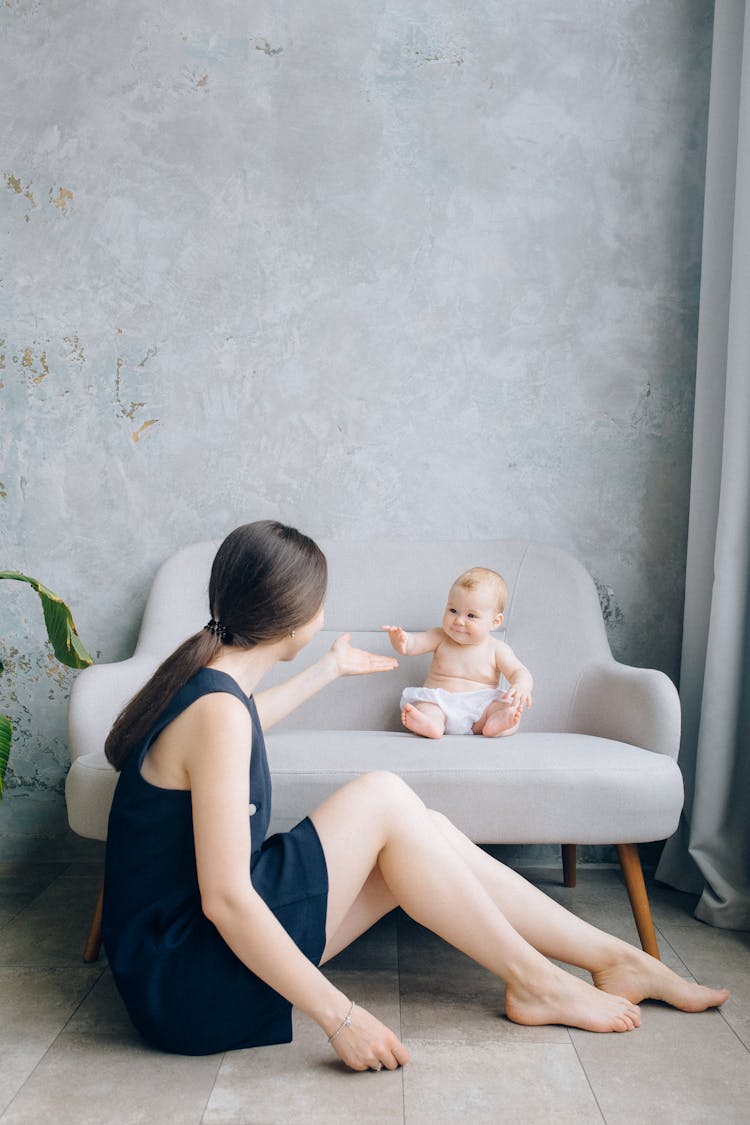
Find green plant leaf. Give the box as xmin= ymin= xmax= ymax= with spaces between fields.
xmin=0 ymin=571 xmax=93 ymax=670
xmin=0 ymin=714 xmax=11 ymax=799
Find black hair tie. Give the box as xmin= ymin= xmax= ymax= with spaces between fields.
xmin=204 ymin=618 xmax=232 ymax=644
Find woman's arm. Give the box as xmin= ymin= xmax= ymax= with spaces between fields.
xmin=255 ymin=633 xmax=397 ymax=730
xmin=185 ymin=693 xmax=405 ymax=1069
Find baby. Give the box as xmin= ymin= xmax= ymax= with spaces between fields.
xmin=383 ymin=567 xmax=533 ymax=739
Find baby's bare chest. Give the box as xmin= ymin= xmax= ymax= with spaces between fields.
xmin=431 ymin=642 xmax=498 ymax=685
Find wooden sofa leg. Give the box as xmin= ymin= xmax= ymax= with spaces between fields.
xmin=83 ymin=880 xmax=104 ymax=963
xmin=562 ymin=844 xmax=577 ymax=887
xmin=616 ymin=843 xmax=660 ymax=959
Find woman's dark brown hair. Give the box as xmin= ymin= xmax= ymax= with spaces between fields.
xmin=105 ymin=521 xmax=327 ymax=770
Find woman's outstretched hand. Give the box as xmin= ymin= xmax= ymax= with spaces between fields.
xmin=330 ymin=633 xmax=398 ymax=676
xmin=327 ymin=1002 xmax=409 ymax=1072
xmin=257 ymin=633 xmax=396 ymax=731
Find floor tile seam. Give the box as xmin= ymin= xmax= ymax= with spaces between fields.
xmin=0 ymin=862 xmax=72 ymax=931
xmin=401 ymin=1036 xmax=587 ymax=1053
xmin=1 ymin=960 xmax=109 ymax=1114
xmin=198 ymin=1051 xmax=227 ymax=1125
xmin=0 ymin=899 xmax=36 ymax=933
xmin=717 ymin=1006 xmax=750 ymax=1053
xmin=654 ymin=925 xmax=693 ymax=978
xmin=0 ymin=1046 xmax=46 ymax=1120
xmin=655 ymin=918 xmax=749 ymax=1047
xmin=650 ymin=924 xmax=747 ymax=1048
xmin=566 ymin=1027 xmax=607 ymax=1124
xmin=56 ymin=860 xmax=77 ymax=885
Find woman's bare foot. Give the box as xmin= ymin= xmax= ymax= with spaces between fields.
xmin=505 ymin=964 xmax=641 ymax=1033
xmin=593 ymin=946 xmax=729 ymax=1012
xmin=401 ymin=703 xmax=445 ymax=739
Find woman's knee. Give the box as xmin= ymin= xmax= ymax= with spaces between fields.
xmin=428 ymin=808 xmax=453 ymax=830
xmin=428 ymin=808 xmax=464 ymax=842
xmin=358 ymin=770 xmax=423 ymax=813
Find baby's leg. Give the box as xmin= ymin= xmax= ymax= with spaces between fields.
xmin=473 ymin=697 xmax=523 ymax=738
xmin=402 ymin=701 xmax=447 ymax=739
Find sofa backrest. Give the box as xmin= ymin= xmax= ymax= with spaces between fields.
xmin=133 ymin=538 xmax=612 ymax=734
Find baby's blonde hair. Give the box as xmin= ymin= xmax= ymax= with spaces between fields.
xmin=453 ymin=567 xmax=508 ymax=614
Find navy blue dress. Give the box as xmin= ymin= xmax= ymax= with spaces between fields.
xmin=102 ymin=668 xmax=329 ymax=1055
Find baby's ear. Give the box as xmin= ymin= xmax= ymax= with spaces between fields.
xmin=493 ymin=612 xmax=504 ymax=628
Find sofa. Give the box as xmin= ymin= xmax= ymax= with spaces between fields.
xmin=66 ymin=537 xmax=684 ymax=961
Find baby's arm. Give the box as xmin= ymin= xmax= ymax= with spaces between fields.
xmin=382 ymin=625 xmax=442 ymax=657
xmin=494 ymin=640 xmax=533 ymax=711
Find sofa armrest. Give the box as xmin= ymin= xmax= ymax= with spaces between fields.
xmin=568 ymin=660 xmax=681 ymax=759
xmin=67 ymin=654 xmax=158 ymax=763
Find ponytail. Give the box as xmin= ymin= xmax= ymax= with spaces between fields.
xmin=105 ymin=628 xmax=221 ymax=770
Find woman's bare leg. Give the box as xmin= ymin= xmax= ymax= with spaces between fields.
xmin=311 ymin=772 xmax=642 ymax=1033
xmin=320 ymin=865 xmax=397 ymax=964
xmin=427 ymin=811 xmax=729 ymax=1012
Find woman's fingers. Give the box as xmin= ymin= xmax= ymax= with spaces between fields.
xmin=332 ymin=635 xmax=398 ymax=675
xmin=328 ymin=1004 xmax=408 ymax=1072
xmin=382 ymin=1040 xmax=410 ymax=1069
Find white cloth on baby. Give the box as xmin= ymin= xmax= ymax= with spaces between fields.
xmin=400 ymin=686 xmax=510 ymax=735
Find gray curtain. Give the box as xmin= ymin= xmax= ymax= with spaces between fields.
xmin=656 ymin=0 xmax=750 ymax=929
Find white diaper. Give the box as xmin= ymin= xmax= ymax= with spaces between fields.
xmin=400 ymin=686 xmax=510 ymax=736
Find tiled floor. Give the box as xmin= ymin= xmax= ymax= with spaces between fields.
xmin=1 ymin=858 xmax=748 ymax=1124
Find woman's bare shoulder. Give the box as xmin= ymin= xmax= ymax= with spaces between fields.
xmin=147 ymin=690 xmax=253 ymax=789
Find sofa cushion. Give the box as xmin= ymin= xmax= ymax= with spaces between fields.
xmin=264 ymin=730 xmax=684 ymax=843
xmin=64 ymin=730 xmax=683 ymax=846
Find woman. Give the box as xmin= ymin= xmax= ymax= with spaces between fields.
xmin=103 ymin=520 xmax=728 ymax=1070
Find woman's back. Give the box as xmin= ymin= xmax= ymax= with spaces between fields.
xmin=102 ymin=667 xmax=328 ymax=1055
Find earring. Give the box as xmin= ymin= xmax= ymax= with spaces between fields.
xmin=291 ymin=630 xmax=296 ymax=638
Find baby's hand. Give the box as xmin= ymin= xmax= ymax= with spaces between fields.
xmin=381 ymin=625 xmax=410 ymax=655
xmin=504 ymin=686 xmax=532 ymax=712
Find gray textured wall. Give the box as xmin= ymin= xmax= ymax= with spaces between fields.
xmin=1 ymin=1 xmax=713 ymax=804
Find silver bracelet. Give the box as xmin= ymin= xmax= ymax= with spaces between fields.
xmin=328 ymin=1000 xmax=355 ymax=1043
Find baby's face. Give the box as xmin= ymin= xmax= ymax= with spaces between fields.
xmin=441 ymin=582 xmax=503 ymax=646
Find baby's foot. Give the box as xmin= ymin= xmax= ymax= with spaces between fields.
xmin=401 ymin=703 xmax=445 ymax=739
xmin=593 ymin=946 xmax=729 ymax=1012
xmin=475 ymin=700 xmax=523 ymax=738
xmin=505 ymin=964 xmax=641 ymax=1033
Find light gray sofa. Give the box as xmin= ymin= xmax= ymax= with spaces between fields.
xmin=66 ymin=538 xmax=684 ymax=961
